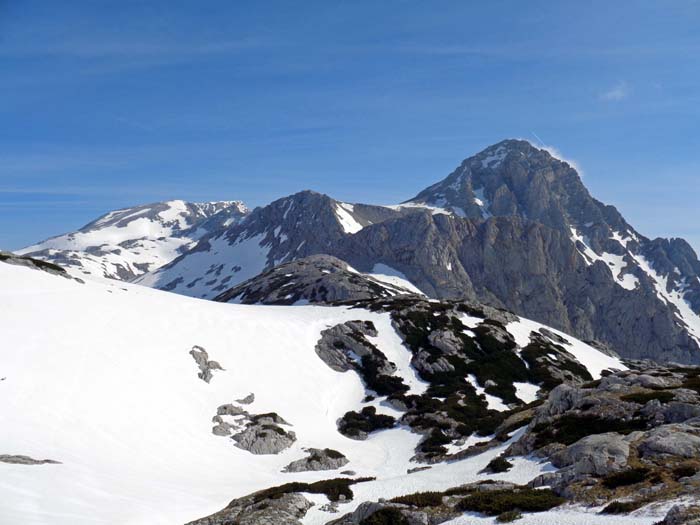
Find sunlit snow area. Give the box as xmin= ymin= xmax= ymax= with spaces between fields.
xmin=0 ymin=263 xmax=665 ymax=525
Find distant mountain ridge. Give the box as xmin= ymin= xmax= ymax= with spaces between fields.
xmin=21 ymin=140 xmax=700 ymax=364
xmin=18 ymin=199 xmax=248 ymax=280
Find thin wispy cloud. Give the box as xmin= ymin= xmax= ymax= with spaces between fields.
xmin=0 ymin=36 xmax=265 ymax=60
xmin=600 ymin=81 xmax=630 ymax=101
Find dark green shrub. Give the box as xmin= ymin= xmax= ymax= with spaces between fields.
xmin=252 ymin=477 xmax=374 ymax=503
xmin=389 ymin=491 xmax=443 ymax=507
xmin=485 ymin=456 xmax=513 ymax=473
xmin=533 ymin=414 xmax=647 ymax=448
xmin=602 ymin=467 xmax=650 ymax=489
xmin=418 ymin=429 xmax=451 ymax=456
xmin=456 ymin=488 xmax=564 ymax=515
xmin=360 ymin=508 xmax=409 ymax=525
xmin=323 ymin=448 xmax=345 ymax=460
xmin=338 ymin=407 xmax=395 ymax=438
xmin=360 ymin=355 xmax=410 ymax=396
xmin=673 ymin=461 xmax=699 ymax=480
xmin=600 ymin=500 xmax=645 ymax=514
xmin=620 ymin=391 xmax=675 ymax=404
xmin=681 ymin=375 xmax=700 ymax=394
xmin=496 ymin=510 xmax=523 ymax=522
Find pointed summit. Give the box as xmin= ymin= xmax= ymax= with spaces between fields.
xmin=406 ymin=138 xmax=628 ymax=234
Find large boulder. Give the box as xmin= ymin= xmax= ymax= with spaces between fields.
xmin=638 ymin=424 xmax=700 ymax=459
xmin=550 ymin=432 xmax=632 ymax=476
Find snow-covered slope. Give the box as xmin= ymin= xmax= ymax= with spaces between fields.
xmin=0 ymin=261 xmax=649 ymax=525
xmin=18 ymin=200 xmax=248 ymax=281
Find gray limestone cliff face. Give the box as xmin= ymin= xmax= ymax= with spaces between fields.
xmin=332 ymin=212 xmax=700 ymax=364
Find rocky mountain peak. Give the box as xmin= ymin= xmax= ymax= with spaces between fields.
xmin=407 ymin=139 xmax=632 ymax=238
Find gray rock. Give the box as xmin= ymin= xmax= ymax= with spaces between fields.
xmin=326 ymin=501 xmax=457 ymax=525
xmin=189 ymin=345 xmax=224 ymax=383
xmin=550 ymin=432 xmax=631 ymax=476
xmin=0 ymin=454 xmax=61 ymax=465
xmin=211 ymin=404 xmax=296 ymax=455
xmin=186 ymin=491 xmax=311 ymax=525
xmin=230 ymin=414 xmax=296 ymax=455
xmin=657 ymin=505 xmax=700 ymax=525
xmin=283 ymin=448 xmax=349 ymax=473
xmin=0 ymin=251 xmax=77 ymax=281
xmin=237 ymin=393 xmax=255 ymax=405
xmin=638 ymin=425 xmax=700 ymax=458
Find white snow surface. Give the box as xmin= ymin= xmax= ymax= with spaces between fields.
xmin=334 ymin=203 xmax=364 ymax=234
xmin=385 ymin=202 xmax=453 ymax=216
xmin=514 ymin=382 xmax=540 ymax=403
xmin=0 ymin=263 xmax=639 ymax=525
xmin=136 ymin=232 xmax=271 ymax=299
xmin=369 ymin=263 xmax=424 ymax=295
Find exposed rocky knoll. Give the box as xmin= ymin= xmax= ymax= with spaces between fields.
xmin=0 ymin=250 xmax=81 ymax=281
xmin=283 ymin=448 xmax=349 ymax=473
xmin=317 ymin=297 xmax=607 ymax=461
xmin=214 ymin=254 xmax=418 ymax=305
xmin=186 ymin=478 xmax=373 ymax=525
xmin=19 ymin=200 xmax=248 ymax=280
xmin=504 ymin=364 xmax=700 ymax=510
xmin=0 ymin=454 xmax=61 ymax=465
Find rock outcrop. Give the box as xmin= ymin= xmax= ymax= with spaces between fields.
xmin=212 ymin=403 xmax=296 ymax=455
xmin=214 ymin=254 xmax=418 ymax=305
xmin=283 ymin=448 xmax=349 ymax=473
xmin=0 ymin=455 xmax=61 ymax=465
xmin=189 ymin=345 xmax=224 ymax=383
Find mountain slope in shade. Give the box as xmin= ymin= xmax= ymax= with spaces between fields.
xmin=18 ymin=199 xmax=248 ymax=280
xmin=3 ymin=259 xmax=660 ymax=525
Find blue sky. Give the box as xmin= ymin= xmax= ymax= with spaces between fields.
xmin=2 ymin=0 xmax=699 ymax=251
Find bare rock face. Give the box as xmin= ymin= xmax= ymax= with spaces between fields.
xmin=658 ymin=505 xmax=700 ymax=525
xmin=638 ymin=424 xmax=700 ymax=459
xmin=507 ymin=365 xmax=700 ymax=506
xmin=0 ymin=455 xmax=61 ymax=465
xmin=283 ymin=448 xmax=349 ymax=473
xmin=211 ymin=403 xmax=296 ymax=455
xmin=189 ymin=346 xmax=224 ymax=383
xmin=214 ymin=254 xmax=419 ymax=305
xmin=186 ymin=491 xmax=311 ymax=525
xmin=549 ymin=432 xmax=632 ymax=476
xmin=0 ymin=251 xmax=78 ymax=281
